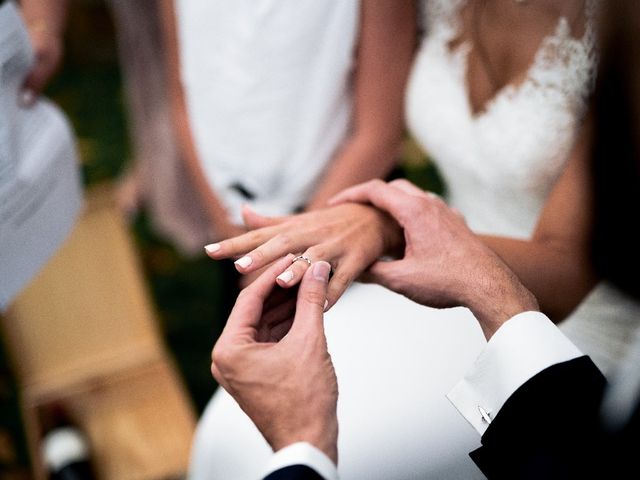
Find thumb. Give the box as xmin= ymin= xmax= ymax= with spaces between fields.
xmin=241 ymin=204 xmax=286 ymax=229
xmin=289 ymin=261 xmax=331 ymax=339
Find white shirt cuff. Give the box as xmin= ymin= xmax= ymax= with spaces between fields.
xmin=261 ymin=442 xmax=338 ymax=480
xmin=447 ymin=311 xmax=583 ymax=435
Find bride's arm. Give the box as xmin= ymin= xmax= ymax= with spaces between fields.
xmin=304 ymin=0 xmax=417 ymax=210
xmin=160 ymin=0 xmax=244 ymax=239
xmin=480 ymin=119 xmax=598 ymax=322
xmin=205 ymin=121 xmax=596 ymax=318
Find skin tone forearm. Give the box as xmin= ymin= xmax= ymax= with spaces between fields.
xmin=20 ymin=0 xmax=68 ymax=36
xmin=480 ymin=119 xmax=598 ymax=321
xmin=480 ymin=235 xmax=596 ymax=322
xmin=305 ymin=0 xmax=417 ymax=210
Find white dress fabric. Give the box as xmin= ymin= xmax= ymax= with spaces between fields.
xmin=190 ymin=1 xmax=639 ymax=479
xmin=176 ymin=0 xmax=359 ymax=226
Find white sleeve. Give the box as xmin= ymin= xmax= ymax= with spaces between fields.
xmin=447 ymin=311 xmax=584 ymax=435
xmin=261 ymin=442 xmax=339 ymax=480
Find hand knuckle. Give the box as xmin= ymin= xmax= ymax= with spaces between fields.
xmin=276 ymin=233 xmax=293 ymax=250
xmin=251 ymin=248 xmax=265 ymax=263
xmin=303 ymin=290 xmax=326 ymax=306
xmin=211 ymin=344 xmax=233 ymax=369
xmin=331 ymin=269 xmax=352 ymax=288
xmin=390 ymin=178 xmax=410 ymax=188
xmin=307 ymin=246 xmax=326 ymax=261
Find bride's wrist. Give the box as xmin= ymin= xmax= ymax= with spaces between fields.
xmin=378 ymin=210 xmax=404 ymax=257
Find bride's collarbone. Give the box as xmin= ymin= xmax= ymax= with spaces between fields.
xmin=446 ymin=0 xmax=589 ymax=115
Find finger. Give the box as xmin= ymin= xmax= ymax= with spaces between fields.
xmin=327 ymin=179 xmax=385 ymax=206
xmin=276 ymin=254 xmax=311 ymax=287
xmin=363 ymin=260 xmax=405 ymax=295
xmin=263 ymin=281 xmax=298 ymax=311
xmin=232 ymin=231 xmax=308 ymax=273
xmin=268 ymin=319 xmax=294 ymax=342
xmin=21 ymin=67 xmax=47 ymax=106
xmin=275 ymin=245 xmax=331 ymax=288
xmin=450 ymin=207 xmax=467 ymax=223
xmin=21 ymin=55 xmax=57 ymax=100
xmin=224 ymin=255 xmax=294 ymax=342
xmin=324 ymin=256 xmax=362 ymax=310
xmin=241 ymin=204 xmax=288 ymax=229
xmin=388 ymin=179 xmax=432 ymax=199
xmin=204 ymin=224 xmax=282 ymax=259
xmin=22 ymin=68 xmax=46 ymax=95
xmin=330 ymin=180 xmax=421 ymax=228
xmin=288 ymin=261 xmax=331 ymax=339
xmin=262 ymin=295 xmax=297 ymax=328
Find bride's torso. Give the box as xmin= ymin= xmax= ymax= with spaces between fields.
xmin=407 ymin=0 xmax=640 ymax=374
xmin=407 ymin=0 xmax=596 ymax=239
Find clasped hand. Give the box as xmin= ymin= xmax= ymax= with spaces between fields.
xmin=206 ymin=201 xmax=404 ymax=309
xmin=208 ymin=179 xmax=539 ymax=338
xmin=211 ymin=256 xmax=339 ymax=463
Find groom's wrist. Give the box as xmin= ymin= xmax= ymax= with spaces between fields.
xmin=463 ymin=263 xmax=539 ymax=340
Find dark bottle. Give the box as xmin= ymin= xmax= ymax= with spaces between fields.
xmin=39 ymin=404 xmax=97 ymax=480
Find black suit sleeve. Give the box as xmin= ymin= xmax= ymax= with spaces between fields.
xmin=470 ymin=356 xmax=607 ymax=480
xmin=263 ymin=464 xmax=326 ymax=480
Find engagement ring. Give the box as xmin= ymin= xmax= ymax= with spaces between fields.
xmin=291 ymin=255 xmax=312 ymax=266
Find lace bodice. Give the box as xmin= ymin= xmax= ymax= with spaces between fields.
xmin=407 ymin=0 xmax=598 ymax=238
xmin=407 ymin=1 xmax=640 ymax=377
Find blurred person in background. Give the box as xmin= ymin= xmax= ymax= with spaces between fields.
xmin=158 ymin=2 xmax=417 ymax=479
xmin=201 ymin=0 xmax=640 ymax=478
xmin=208 ymin=3 xmax=640 ymax=477
xmin=108 ymin=0 xmax=213 ymax=257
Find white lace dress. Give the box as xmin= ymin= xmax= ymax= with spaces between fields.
xmin=189 ymin=2 xmax=639 ymax=479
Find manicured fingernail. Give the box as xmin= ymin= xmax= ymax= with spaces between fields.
xmin=235 ymin=256 xmax=252 ymax=269
xmin=312 ymin=261 xmax=331 ymax=282
xmin=277 ymin=270 xmax=294 ymax=284
xmin=324 ymin=299 xmax=329 ymax=311
xmin=20 ymin=89 xmax=35 ymax=107
xmin=204 ymin=243 xmax=221 ymax=254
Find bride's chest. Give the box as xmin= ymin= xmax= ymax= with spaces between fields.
xmin=406 ymin=35 xmax=589 ymax=192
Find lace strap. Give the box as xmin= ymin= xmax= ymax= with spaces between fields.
xmin=423 ymin=0 xmax=465 ymax=38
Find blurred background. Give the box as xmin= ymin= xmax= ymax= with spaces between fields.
xmin=0 ymin=1 xmax=441 ymax=478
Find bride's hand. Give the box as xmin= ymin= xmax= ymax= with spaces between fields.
xmin=205 ymin=202 xmax=403 ymax=309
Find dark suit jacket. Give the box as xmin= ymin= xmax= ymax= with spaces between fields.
xmin=264 ymin=465 xmax=325 ymax=480
xmin=471 ymin=355 xmax=638 ymax=479
xmin=264 ymin=356 xmax=639 ymax=479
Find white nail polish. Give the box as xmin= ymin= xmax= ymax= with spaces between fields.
xmin=277 ymin=270 xmax=294 ymax=284
xmin=204 ymin=243 xmax=221 ymax=254
xmin=235 ymin=256 xmax=253 ymax=269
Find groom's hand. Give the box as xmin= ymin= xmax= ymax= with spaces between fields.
xmin=211 ymin=256 xmax=339 ymax=464
xmin=330 ymin=179 xmax=539 ymax=339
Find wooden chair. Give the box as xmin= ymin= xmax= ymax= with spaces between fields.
xmin=1 ymin=184 xmax=196 ymax=480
